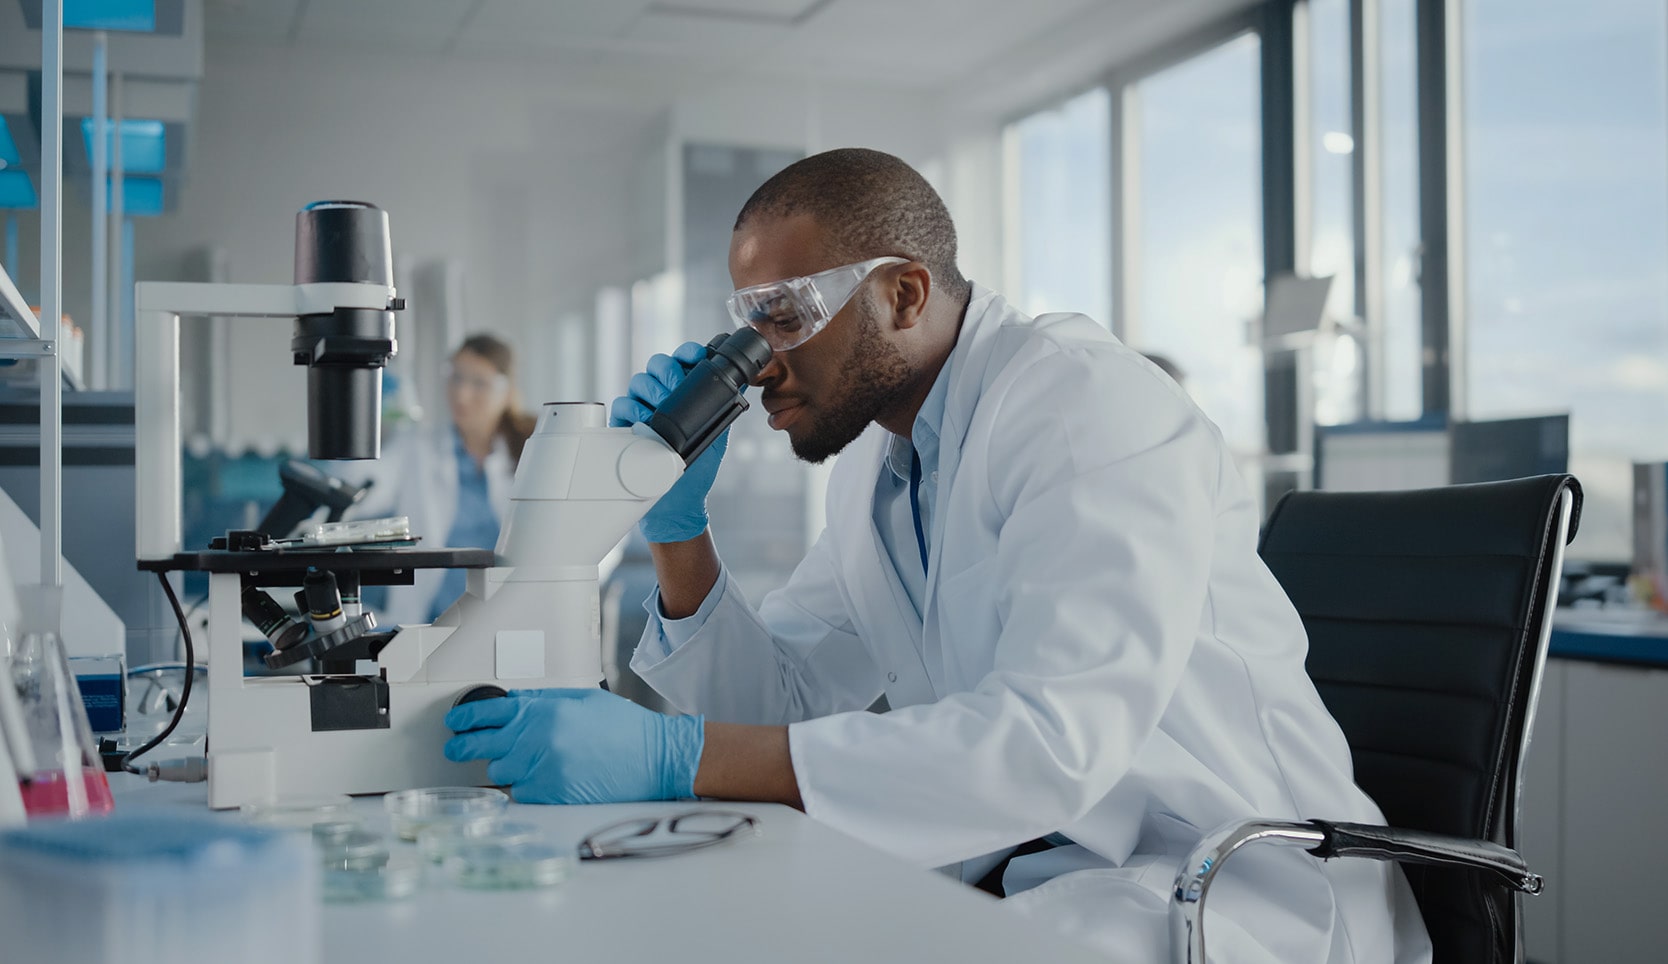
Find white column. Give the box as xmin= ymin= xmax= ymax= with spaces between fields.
xmin=108 ymin=73 xmax=125 ymax=389
xmin=90 ymin=32 xmax=107 ymax=390
xmin=134 ymin=305 xmax=182 ymax=561
xmin=1443 ymin=0 xmax=1468 ymax=419
xmin=39 ymin=0 xmax=63 ymax=589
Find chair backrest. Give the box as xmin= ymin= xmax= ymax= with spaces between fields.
xmin=1258 ymin=475 xmax=1581 ymax=964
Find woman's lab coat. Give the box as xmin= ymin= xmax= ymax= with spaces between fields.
xmin=339 ymin=423 xmax=513 ymax=627
xmin=631 ymin=287 xmax=1433 ymax=963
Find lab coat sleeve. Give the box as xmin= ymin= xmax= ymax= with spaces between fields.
xmin=630 ymin=530 xmax=886 ymax=725
xmin=788 ymin=347 xmax=1222 ymax=868
xmin=636 ymin=567 xmax=731 ymax=658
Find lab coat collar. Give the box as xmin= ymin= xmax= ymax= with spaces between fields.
xmin=919 ymin=283 xmax=1006 ymax=618
xmin=937 ymin=283 xmax=1005 ymax=461
xmin=847 ymin=283 xmax=1017 ymax=701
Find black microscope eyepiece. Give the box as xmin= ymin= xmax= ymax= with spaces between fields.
xmin=645 ymin=328 xmax=771 ymax=465
xmin=705 ymin=327 xmax=774 ymax=389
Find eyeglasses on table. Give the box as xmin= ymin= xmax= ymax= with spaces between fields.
xmin=577 ymin=809 xmax=759 ymax=861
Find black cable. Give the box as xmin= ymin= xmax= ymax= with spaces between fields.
xmin=123 ymin=573 xmax=196 ymax=773
xmin=174 ymin=593 xmax=208 ymax=661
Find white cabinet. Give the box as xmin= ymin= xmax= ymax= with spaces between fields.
xmin=1519 ymin=658 xmax=1668 ymax=962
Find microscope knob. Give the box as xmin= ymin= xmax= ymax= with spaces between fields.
xmin=452 ymin=685 xmax=509 ymax=708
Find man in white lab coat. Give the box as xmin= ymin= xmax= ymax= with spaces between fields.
xmin=444 ymin=148 xmax=1431 ymax=962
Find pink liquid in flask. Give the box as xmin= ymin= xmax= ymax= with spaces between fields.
xmin=18 ymin=768 xmax=115 ymax=817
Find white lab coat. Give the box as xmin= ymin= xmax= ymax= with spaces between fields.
xmin=632 ymin=286 xmax=1432 ymax=962
xmin=337 ymin=423 xmax=513 ymax=627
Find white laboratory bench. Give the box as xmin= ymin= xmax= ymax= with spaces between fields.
xmin=109 ymin=774 xmax=1106 ymax=964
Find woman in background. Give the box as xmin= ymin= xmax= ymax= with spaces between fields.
xmin=346 ymin=333 xmax=536 ymax=625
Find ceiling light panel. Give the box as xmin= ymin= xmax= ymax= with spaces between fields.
xmin=298 ymin=0 xmax=478 ymax=32
xmin=648 ymin=0 xmax=826 ymax=21
xmin=0 ymin=117 xmax=20 ymax=167
xmin=0 ymin=170 xmax=37 ymax=208
xmin=624 ymin=13 xmax=794 ymax=56
xmin=203 ymin=0 xmax=304 ymax=43
xmin=80 ymin=118 xmax=166 ymax=174
xmin=467 ymin=0 xmax=652 ymax=37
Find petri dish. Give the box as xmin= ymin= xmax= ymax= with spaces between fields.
xmin=383 ymin=786 xmax=508 ymax=841
xmin=242 ymin=795 xmax=356 ymax=832
xmin=317 ymin=829 xmax=390 ymax=873
xmin=310 ymin=819 xmax=364 ymax=848
xmin=416 ymin=819 xmax=542 ymax=865
xmin=322 ymin=853 xmax=424 ymax=903
xmin=445 ymin=841 xmax=576 ymax=891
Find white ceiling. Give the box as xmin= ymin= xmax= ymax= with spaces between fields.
xmin=202 ymin=0 xmax=1161 ymax=89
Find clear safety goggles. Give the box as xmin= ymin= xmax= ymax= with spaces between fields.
xmin=444 ymin=364 xmax=509 ymax=398
xmin=725 ymin=256 xmax=908 ymax=352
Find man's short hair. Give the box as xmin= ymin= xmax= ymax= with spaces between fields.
xmin=735 ymin=148 xmax=972 ymax=303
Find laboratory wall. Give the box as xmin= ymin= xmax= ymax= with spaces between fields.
xmin=124 ymin=42 xmax=660 ymax=451
xmin=115 ymin=42 xmax=947 ymax=452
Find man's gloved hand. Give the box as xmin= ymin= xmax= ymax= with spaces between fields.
xmin=443 ymin=689 xmax=705 ymax=805
xmin=610 ymin=341 xmax=736 ymax=543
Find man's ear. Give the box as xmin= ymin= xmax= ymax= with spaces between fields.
xmin=891 ymin=262 xmax=933 ymax=331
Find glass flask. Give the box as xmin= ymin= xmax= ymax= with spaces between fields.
xmin=4 ymin=625 xmax=113 ymax=818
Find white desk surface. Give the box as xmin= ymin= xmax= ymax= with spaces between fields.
xmin=110 ymin=774 xmax=1106 ymax=964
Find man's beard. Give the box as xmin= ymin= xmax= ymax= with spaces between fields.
xmin=789 ymin=292 xmax=915 ymax=464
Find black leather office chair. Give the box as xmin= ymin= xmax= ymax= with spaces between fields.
xmin=1170 ymin=474 xmax=1581 ymax=964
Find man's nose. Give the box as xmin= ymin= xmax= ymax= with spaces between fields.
xmin=750 ymin=352 xmax=784 ymax=388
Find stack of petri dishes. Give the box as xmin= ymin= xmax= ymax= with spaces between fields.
xmin=242 ymin=794 xmax=420 ymax=903
xmin=415 ymin=818 xmax=539 ymax=864
xmin=315 ymin=829 xmax=423 ymax=903
xmin=444 ymin=840 xmax=576 ymax=890
xmin=242 ymin=795 xmax=356 ymax=834
xmin=383 ymin=786 xmax=508 ymax=842
xmin=244 ymin=786 xmax=575 ymax=900
xmin=389 ymin=786 xmax=574 ymax=892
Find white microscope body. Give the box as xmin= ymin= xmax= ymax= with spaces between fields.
xmin=196 ymin=404 xmax=684 ymax=808
xmin=136 ymin=203 xmax=762 ymax=809
xmin=135 ymin=299 xmax=684 ymax=808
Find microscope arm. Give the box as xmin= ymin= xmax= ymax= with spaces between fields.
xmin=377 ymin=408 xmax=684 ymax=688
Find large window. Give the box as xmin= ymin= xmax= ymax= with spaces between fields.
xmin=1127 ymin=33 xmax=1265 ymax=456
xmin=1304 ymin=0 xmax=1355 ymax=330
xmin=1378 ymin=0 xmax=1423 ymax=420
xmin=999 ymin=0 xmax=1668 ymax=548
xmin=1302 ymin=0 xmax=1421 ymax=424
xmin=1304 ymin=0 xmax=1362 ymax=425
xmin=1004 ymin=87 xmax=1113 ymax=326
xmin=1464 ymin=0 xmax=1668 ymax=559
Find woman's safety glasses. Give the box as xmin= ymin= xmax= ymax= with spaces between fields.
xmin=577 ymin=809 xmax=758 ymax=861
xmin=726 ymin=257 xmax=908 ymax=352
xmin=444 ymin=365 xmax=509 ymax=398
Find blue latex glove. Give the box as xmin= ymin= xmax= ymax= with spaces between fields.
xmin=609 ymin=341 xmax=735 ymax=543
xmin=443 ymin=689 xmax=705 ymax=805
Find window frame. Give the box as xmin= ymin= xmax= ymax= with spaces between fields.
xmin=997 ymin=0 xmax=1464 ymax=494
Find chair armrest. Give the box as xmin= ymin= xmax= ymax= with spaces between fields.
xmin=1168 ymin=817 xmax=1542 ymax=964
xmin=1307 ymin=819 xmax=1543 ymax=895
xmin=1169 ymin=819 xmax=1327 ymax=964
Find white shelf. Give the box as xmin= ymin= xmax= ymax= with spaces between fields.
xmin=0 ymin=263 xmax=86 ymax=389
xmin=0 ymin=262 xmax=41 ymax=341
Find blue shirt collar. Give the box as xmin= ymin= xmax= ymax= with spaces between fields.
xmin=885 ymin=353 xmax=953 ymax=482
